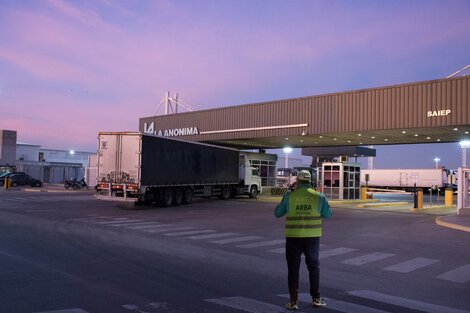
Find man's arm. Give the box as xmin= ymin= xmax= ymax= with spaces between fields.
xmin=319 ymin=194 xmax=332 ymax=219
xmin=274 ymin=193 xmax=289 ymax=218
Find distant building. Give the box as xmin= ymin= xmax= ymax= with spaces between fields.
xmin=0 ymin=129 xmax=95 ymax=183
xmin=0 ymin=130 xmax=17 ymax=165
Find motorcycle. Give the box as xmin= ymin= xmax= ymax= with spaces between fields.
xmin=64 ymin=178 xmax=89 ymax=190
xmin=64 ymin=178 xmax=76 ymax=189
xmin=73 ymin=178 xmax=89 ymax=190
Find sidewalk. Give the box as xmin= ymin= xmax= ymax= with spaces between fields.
xmin=257 ymin=195 xmax=470 ymax=233
xmin=435 ymin=211 xmax=470 ymax=233
xmin=23 ymin=183 xmax=92 ymax=193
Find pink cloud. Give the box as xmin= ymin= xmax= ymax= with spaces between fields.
xmin=1 ymin=0 xmax=469 ymax=152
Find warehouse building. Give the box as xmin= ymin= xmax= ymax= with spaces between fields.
xmin=139 ymin=76 xmax=470 ymax=188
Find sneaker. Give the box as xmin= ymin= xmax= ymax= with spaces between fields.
xmin=312 ymin=297 xmax=326 ymax=307
xmin=285 ymin=301 xmax=298 ymax=310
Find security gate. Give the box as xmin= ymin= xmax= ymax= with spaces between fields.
xmin=457 ymin=168 xmax=470 ymax=215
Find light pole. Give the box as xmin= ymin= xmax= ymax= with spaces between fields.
xmin=434 ymin=157 xmax=440 ymax=169
xmin=460 ymin=140 xmax=470 ymax=167
xmin=283 ymin=147 xmax=293 ymax=168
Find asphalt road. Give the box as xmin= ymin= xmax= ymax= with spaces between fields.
xmin=0 ymin=189 xmax=469 ymax=313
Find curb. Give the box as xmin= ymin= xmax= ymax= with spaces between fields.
xmin=357 ymin=201 xmax=409 ymax=208
xmin=435 ymin=216 xmax=470 ymax=233
xmin=23 ymin=188 xmax=73 ymax=193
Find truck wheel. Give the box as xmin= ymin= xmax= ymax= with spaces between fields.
xmin=174 ymin=188 xmax=183 ymax=206
xmin=219 ymin=186 xmax=231 ymax=200
xmin=249 ymin=186 xmax=258 ymax=198
xmin=161 ymin=188 xmax=174 ymax=207
xmin=182 ymin=187 xmax=193 ymax=204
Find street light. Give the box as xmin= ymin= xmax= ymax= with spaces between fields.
xmin=433 ymin=157 xmax=440 ymax=169
xmin=459 ymin=140 xmax=470 ymax=167
xmin=283 ymin=147 xmax=293 ymax=168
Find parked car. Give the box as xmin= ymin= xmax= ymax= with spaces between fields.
xmin=0 ymin=173 xmax=42 ymax=187
xmin=0 ymin=171 xmax=26 ymax=180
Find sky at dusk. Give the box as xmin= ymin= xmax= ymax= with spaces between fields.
xmin=1 ymin=0 xmax=469 ymax=169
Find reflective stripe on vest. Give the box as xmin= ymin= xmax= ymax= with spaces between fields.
xmin=285 ymin=187 xmax=322 ymax=237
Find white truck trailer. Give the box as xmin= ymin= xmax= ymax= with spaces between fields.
xmin=360 ymin=168 xmax=454 ymax=191
xmin=95 ymin=132 xmax=262 ymax=206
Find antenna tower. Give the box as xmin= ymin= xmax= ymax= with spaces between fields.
xmin=154 ymin=92 xmax=195 ymax=115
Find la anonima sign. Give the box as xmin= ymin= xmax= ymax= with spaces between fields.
xmin=143 ymin=122 xmax=199 ymax=137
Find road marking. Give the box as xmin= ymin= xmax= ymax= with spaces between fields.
xmin=164 ymin=229 xmax=217 ymax=236
xmin=146 ymin=226 xmax=196 ymax=233
xmin=32 ymin=309 xmax=89 ymax=313
xmin=278 ymin=293 xmax=391 ymax=313
xmin=188 ymin=232 xmax=239 ymax=240
xmin=437 ymin=264 xmax=470 ymax=283
xmin=95 ymin=219 xmax=143 ymax=225
xmin=114 ymin=222 xmax=162 ymax=227
xmin=266 ymin=247 xmax=285 ymax=254
xmin=206 ymin=296 xmax=289 ymax=313
xmin=342 ymin=252 xmax=395 ymax=266
xmin=348 ymin=290 xmax=470 ymax=313
xmin=122 ymin=304 xmax=139 ymax=310
xmin=72 ymin=216 xmax=115 ymax=221
xmin=127 ymin=223 xmax=176 ymax=230
xmin=125 ymin=223 xmax=163 ymax=229
xmin=211 ymin=236 xmax=262 ymax=244
xmin=319 ymin=247 xmax=357 ymax=259
xmin=237 ymin=239 xmax=285 ymax=248
xmin=126 ymin=222 xmax=176 ymax=231
xmin=384 ymin=257 xmax=440 ymax=273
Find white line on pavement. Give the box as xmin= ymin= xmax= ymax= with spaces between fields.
xmin=237 ymin=239 xmax=285 ymax=249
xmin=348 ymin=290 xmax=470 ymax=313
xmin=278 ymin=293 xmax=391 ymax=313
xmin=164 ymin=230 xmax=217 ymax=236
xmin=384 ymin=257 xmax=440 ymax=273
xmin=127 ymin=223 xmax=176 ymax=230
xmin=95 ymin=219 xmax=143 ymax=225
xmin=146 ymin=226 xmax=196 ymax=233
xmin=319 ymin=247 xmax=357 ymax=259
xmin=210 ymin=236 xmax=262 ymax=244
xmin=266 ymin=247 xmax=285 ymax=254
xmin=187 ymin=232 xmax=239 ymax=240
xmin=342 ymin=252 xmax=395 ymax=266
xmin=206 ymin=296 xmax=291 ymax=313
xmin=437 ymin=264 xmax=470 ymax=283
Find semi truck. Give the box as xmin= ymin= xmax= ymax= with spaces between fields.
xmin=95 ymin=132 xmax=262 ymax=206
xmin=360 ymin=168 xmax=455 ymax=191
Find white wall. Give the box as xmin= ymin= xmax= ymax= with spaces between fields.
xmin=16 ymin=144 xmax=40 ymax=161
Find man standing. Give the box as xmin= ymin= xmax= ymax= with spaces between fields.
xmin=274 ymin=170 xmax=332 ymax=310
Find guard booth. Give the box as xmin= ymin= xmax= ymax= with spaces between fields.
xmin=319 ymin=162 xmax=361 ymax=200
xmin=457 ymin=168 xmax=470 ymax=215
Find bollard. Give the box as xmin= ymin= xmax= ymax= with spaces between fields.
xmin=445 ymin=188 xmax=453 ymax=207
xmin=360 ymin=186 xmax=368 ymax=200
xmin=414 ymin=188 xmax=423 ymax=209
xmin=3 ymin=177 xmax=7 ymax=190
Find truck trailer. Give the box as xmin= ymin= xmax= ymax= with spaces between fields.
xmin=360 ymin=168 xmax=454 ymax=191
xmin=95 ymin=132 xmax=262 ymax=205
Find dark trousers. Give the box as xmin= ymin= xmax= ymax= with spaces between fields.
xmin=285 ymin=237 xmax=320 ymax=302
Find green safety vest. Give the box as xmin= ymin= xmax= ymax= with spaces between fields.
xmin=285 ymin=187 xmax=322 ymax=237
